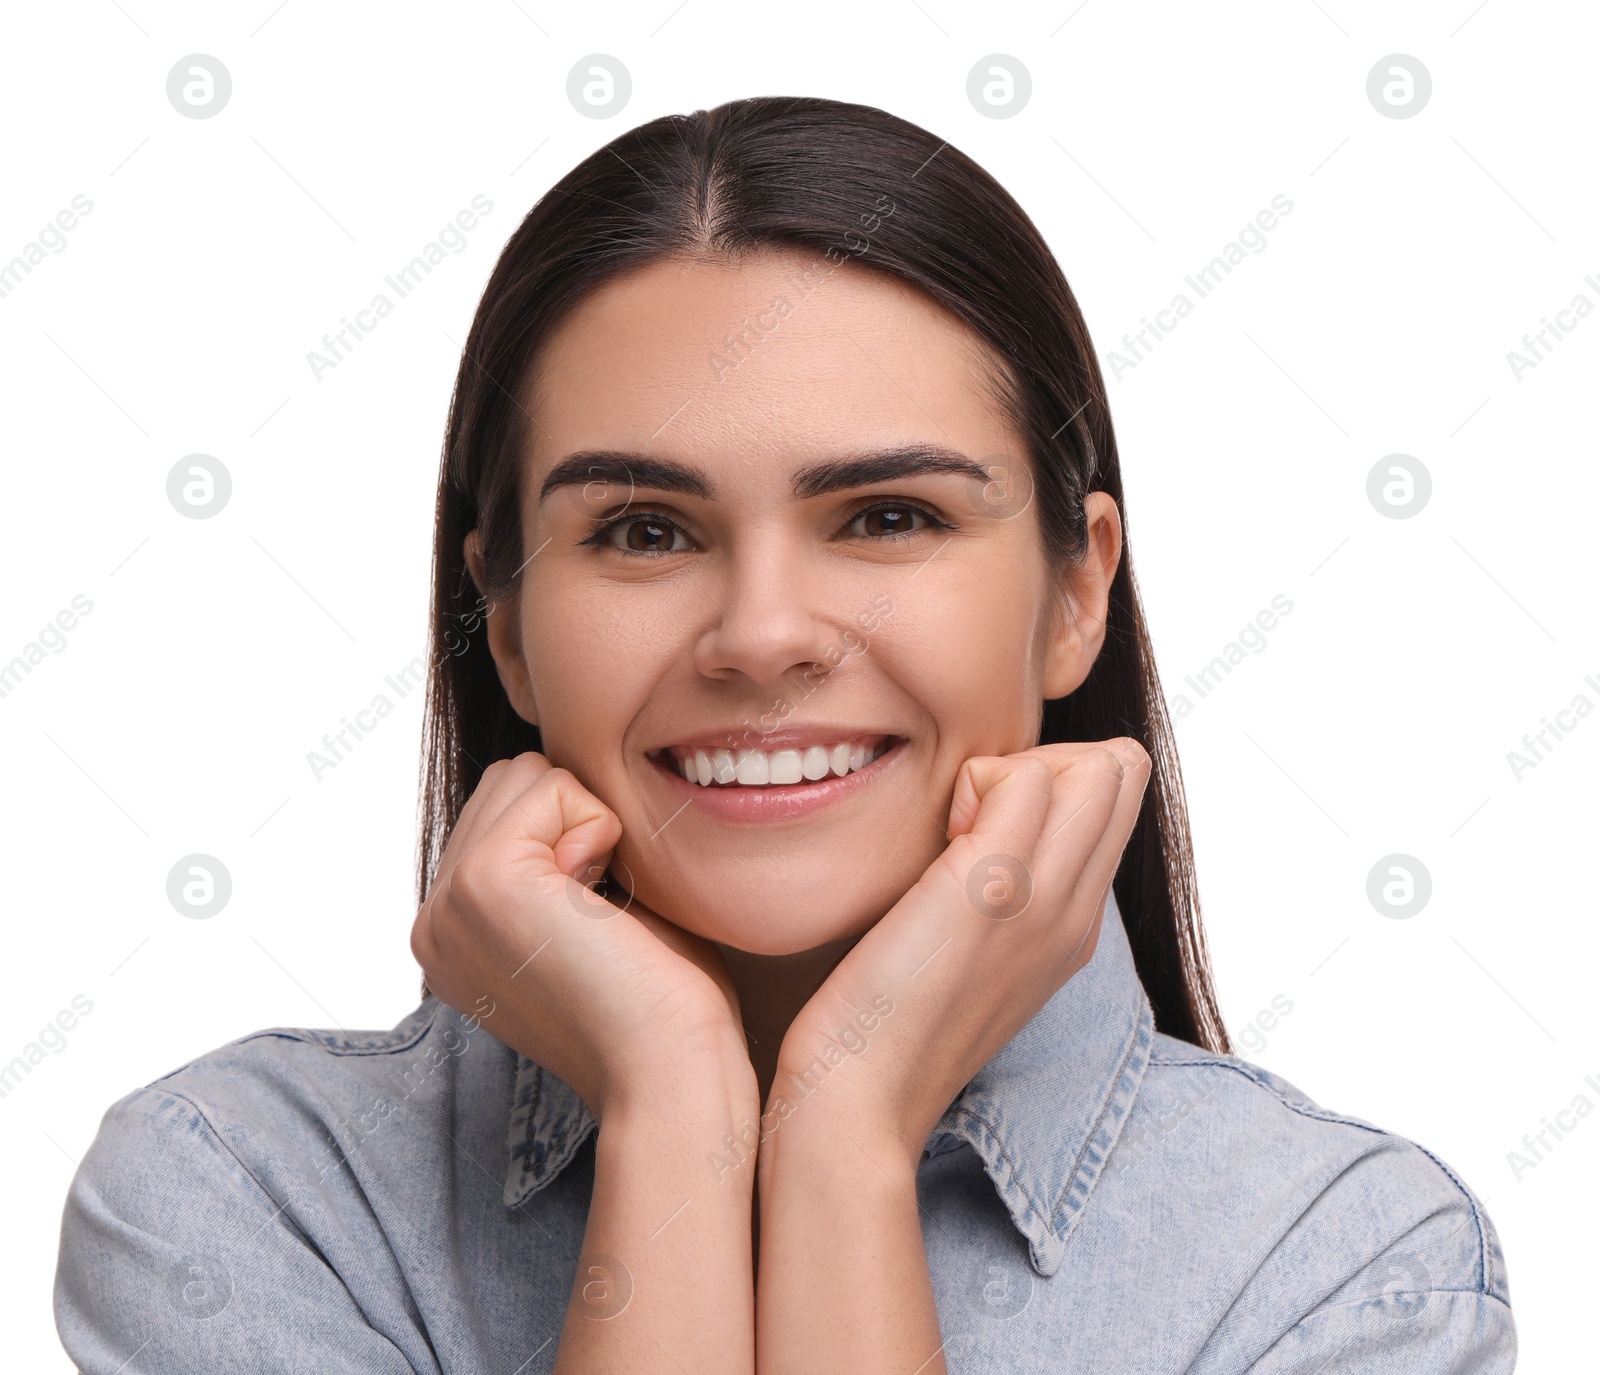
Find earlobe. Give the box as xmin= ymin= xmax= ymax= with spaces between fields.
xmin=1041 ymin=492 xmax=1122 ymax=701
xmin=461 ymin=531 xmax=539 ymax=728
xmin=1042 ymin=592 xmax=1090 ymax=701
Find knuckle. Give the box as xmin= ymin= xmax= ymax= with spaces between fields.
xmin=1085 ymin=746 xmax=1127 ymax=782
xmin=446 ymin=851 xmax=495 ymax=912
xmin=1013 ymin=754 xmax=1053 ymax=784
xmin=511 ymin=751 xmax=554 ymax=783
xmin=410 ymin=901 xmax=443 ymax=975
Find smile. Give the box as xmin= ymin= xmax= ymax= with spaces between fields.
xmin=658 ymin=735 xmax=897 ymax=787
xmin=645 ymin=735 xmax=908 ymax=823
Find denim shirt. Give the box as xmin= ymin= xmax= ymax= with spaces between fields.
xmin=54 ymin=889 xmax=1515 ymax=1373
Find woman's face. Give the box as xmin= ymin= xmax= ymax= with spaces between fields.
xmin=475 ymin=247 xmax=1120 ymax=955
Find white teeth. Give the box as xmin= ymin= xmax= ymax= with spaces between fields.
xmin=669 ymin=739 xmax=893 ymax=787
xmin=769 ymin=749 xmax=803 ymax=785
xmin=734 ymin=749 xmax=770 ymax=785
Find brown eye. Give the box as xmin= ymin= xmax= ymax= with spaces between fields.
xmin=848 ymin=501 xmax=946 ymax=542
xmin=619 ymin=518 xmax=677 ymax=552
xmin=583 ymin=512 xmax=692 ymax=556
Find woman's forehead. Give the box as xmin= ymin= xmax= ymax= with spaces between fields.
xmin=523 ymin=251 xmax=1018 ymax=488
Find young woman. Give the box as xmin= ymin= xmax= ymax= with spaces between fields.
xmin=55 ymin=97 xmax=1514 ymax=1373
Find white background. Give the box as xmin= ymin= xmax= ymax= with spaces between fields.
xmin=1 ymin=1 xmax=1593 ymax=1367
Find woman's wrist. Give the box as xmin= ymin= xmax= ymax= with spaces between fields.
xmin=753 ymin=1074 xmax=922 ymax=1199
xmin=598 ymin=1047 xmax=761 ymax=1163
xmin=752 ymin=1091 xmax=940 ymax=1375
xmin=570 ymin=1043 xmax=758 ymax=1374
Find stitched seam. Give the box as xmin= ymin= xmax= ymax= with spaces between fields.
xmin=1051 ymin=993 xmax=1150 ymax=1227
xmin=526 ymin=1063 xmax=545 ymax=1162
xmin=1406 ymin=1140 xmax=1492 ymax=1296
xmin=506 ymin=1062 xmax=546 ymax=1193
xmin=1303 ymin=1286 xmax=1513 ymax=1316
xmin=1149 ymin=1051 xmax=1494 ymax=1299
xmin=948 ymin=988 xmax=1152 ymax=1246
xmin=130 ymin=1084 xmax=428 ymax=1352
xmin=133 ymin=1085 xmax=286 ymax=1217
xmin=147 ymin=1007 xmax=444 ymax=1096
xmin=204 ymin=1003 xmax=442 ymax=1061
xmin=507 ymin=1059 xmax=603 ymax=1203
xmin=947 ymin=1104 xmax=1053 ymax=1236
xmin=1150 ymin=1053 xmax=1392 ymax=1135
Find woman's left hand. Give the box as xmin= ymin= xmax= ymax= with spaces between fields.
xmin=760 ymin=738 xmax=1152 ymax=1177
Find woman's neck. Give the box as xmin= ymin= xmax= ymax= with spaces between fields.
xmin=716 ymin=934 xmax=861 ymax=1110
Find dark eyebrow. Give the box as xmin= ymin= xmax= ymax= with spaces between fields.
xmin=537 ymin=444 xmax=996 ymax=506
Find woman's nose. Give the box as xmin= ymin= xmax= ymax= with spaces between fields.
xmin=689 ymin=544 xmax=849 ymax=689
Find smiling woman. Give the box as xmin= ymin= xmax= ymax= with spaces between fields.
xmin=55 ymin=96 xmax=1514 ymax=1375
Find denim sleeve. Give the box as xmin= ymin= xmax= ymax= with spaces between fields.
xmin=54 ymin=1085 xmax=422 ymax=1374
xmin=1246 ymin=1289 xmax=1516 ymax=1372
xmin=1240 ymin=1174 xmax=1517 ymax=1375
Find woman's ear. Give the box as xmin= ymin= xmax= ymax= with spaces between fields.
xmin=463 ymin=530 xmax=539 ymax=727
xmin=1042 ymin=491 xmax=1122 ymax=701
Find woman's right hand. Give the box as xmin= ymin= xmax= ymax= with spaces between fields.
xmin=410 ymin=751 xmax=757 ymax=1123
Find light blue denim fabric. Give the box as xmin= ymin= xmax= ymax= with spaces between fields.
xmin=55 ymin=888 xmax=1515 ymax=1372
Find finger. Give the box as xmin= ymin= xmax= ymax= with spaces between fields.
xmin=1075 ymin=738 xmax=1151 ymax=903
xmin=418 ymin=765 xmax=622 ymax=992
xmin=1065 ymin=738 xmax=1151 ymax=891
xmin=462 ymin=763 xmax=622 ymax=898
xmin=1036 ymin=740 xmax=1151 ymax=959
xmin=434 ymin=752 xmax=557 ymax=890
xmin=415 ymin=753 xmax=561 ymax=976
xmin=1025 ymin=741 xmax=1133 ymax=863
xmin=945 ymin=753 xmax=1055 ymax=868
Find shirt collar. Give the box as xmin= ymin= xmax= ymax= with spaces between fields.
xmin=502 ymin=886 xmax=1153 ymax=1278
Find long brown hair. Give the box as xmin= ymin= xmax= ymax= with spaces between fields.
xmin=416 ymin=95 xmax=1229 ymax=1054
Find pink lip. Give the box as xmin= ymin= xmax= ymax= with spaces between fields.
xmin=651 ymin=725 xmax=897 ymax=757
xmin=646 ymin=737 xmax=907 ymax=824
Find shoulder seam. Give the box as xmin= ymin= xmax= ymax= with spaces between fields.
xmin=1149 ymin=1052 xmax=1385 ymax=1133
xmin=148 ymin=1002 xmax=443 ymax=1087
xmin=1147 ymin=1050 xmax=1496 ymax=1298
xmin=1298 ymin=1285 xmax=1513 ymax=1318
xmin=1149 ymin=1052 xmax=1388 ymax=1135
xmin=118 ymin=1084 xmax=292 ymax=1222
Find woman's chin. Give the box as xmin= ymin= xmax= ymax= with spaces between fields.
xmin=693 ymin=909 xmax=872 ymax=957
xmin=630 ymin=885 xmax=879 ymax=957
